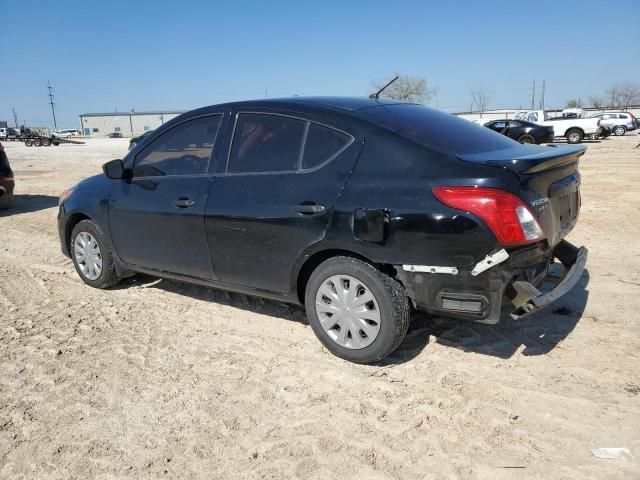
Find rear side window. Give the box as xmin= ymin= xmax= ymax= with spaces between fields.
xmin=228 ymin=114 xmax=306 ymax=173
xmin=134 ymin=115 xmax=222 ymax=177
xmin=302 ymin=123 xmax=352 ymax=169
xmin=357 ymin=104 xmax=515 ymax=155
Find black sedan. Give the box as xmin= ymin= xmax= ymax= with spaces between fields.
xmin=57 ymin=97 xmax=587 ymax=363
xmin=128 ymin=130 xmax=155 ymax=150
xmin=0 ymin=142 xmax=14 ymax=209
xmin=483 ymin=119 xmax=554 ymax=144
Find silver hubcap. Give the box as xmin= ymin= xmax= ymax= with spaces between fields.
xmin=569 ymin=132 xmax=579 ymax=142
xmin=315 ymin=275 xmax=381 ymax=349
xmin=74 ymin=232 xmax=102 ymax=280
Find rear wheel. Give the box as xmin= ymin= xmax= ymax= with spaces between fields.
xmin=613 ymin=125 xmax=626 ymax=136
xmin=305 ymin=256 xmax=410 ymax=364
xmin=70 ymin=220 xmax=119 ymax=289
xmin=24 ymin=139 xmax=33 ymax=147
xmin=33 ymin=139 xmax=42 ymax=147
xmin=566 ymin=129 xmax=583 ymax=144
xmin=42 ymin=138 xmax=51 ymax=146
xmin=518 ymin=133 xmax=535 ymax=144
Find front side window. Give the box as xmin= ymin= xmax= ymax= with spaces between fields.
xmin=133 ymin=115 xmax=222 ymax=177
xmin=228 ymin=114 xmax=306 ymax=173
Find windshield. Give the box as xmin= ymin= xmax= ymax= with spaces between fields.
xmin=356 ymin=103 xmax=516 ymax=155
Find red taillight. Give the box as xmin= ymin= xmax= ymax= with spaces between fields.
xmin=432 ymin=186 xmax=545 ymax=245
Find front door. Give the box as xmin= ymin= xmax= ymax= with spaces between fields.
xmin=109 ymin=114 xmax=223 ymax=279
xmin=205 ymin=112 xmax=361 ymax=293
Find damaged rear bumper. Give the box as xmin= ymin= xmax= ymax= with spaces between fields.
xmin=509 ymin=242 xmax=587 ymax=319
xmin=396 ymin=240 xmax=587 ymax=324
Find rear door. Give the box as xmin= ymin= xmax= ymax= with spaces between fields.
xmin=204 ymin=111 xmax=361 ymax=293
xmin=109 ymin=114 xmax=223 ymax=279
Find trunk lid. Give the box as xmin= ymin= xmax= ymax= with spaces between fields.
xmin=458 ymin=144 xmax=586 ymax=247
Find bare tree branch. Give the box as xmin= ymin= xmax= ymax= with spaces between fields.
xmin=372 ymin=73 xmax=438 ymax=104
xmin=471 ymin=89 xmax=490 ymax=117
xmin=589 ymin=96 xmax=605 ymax=109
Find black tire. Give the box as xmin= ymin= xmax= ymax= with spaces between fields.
xmin=613 ymin=125 xmax=626 ymax=136
xmin=42 ymin=138 xmax=51 ymax=146
xmin=24 ymin=139 xmax=33 ymax=147
xmin=304 ymin=256 xmax=410 ymax=364
xmin=33 ymin=139 xmax=42 ymax=147
xmin=53 ymin=140 xmax=60 ymax=146
xmin=70 ymin=219 xmax=120 ymax=289
xmin=518 ymin=133 xmax=536 ymax=144
xmin=566 ymin=129 xmax=583 ymax=144
xmin=0 ymin=192 xmax=12 ymax=210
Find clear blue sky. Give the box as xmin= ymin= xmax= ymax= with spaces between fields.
xmin=1 ymin=0 xmax=638 ymax=128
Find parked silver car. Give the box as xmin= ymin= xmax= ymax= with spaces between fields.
xmin=589 ymin=112 xmax=637 ymax=136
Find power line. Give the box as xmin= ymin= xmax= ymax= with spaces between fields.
xmin=47 ymin=81 xmax=58 ymax=130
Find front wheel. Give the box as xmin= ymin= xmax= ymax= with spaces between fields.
xmin=0 ymin=192 xmax=13 ymax=210
xmin=613 ymin=125 xmax=626 ymax=136
xmin=305 ymin=257 xmax=410 ymax=364
xmin=42 ymin=138 xmax=51 ymax=146
xmin=566 ymin=129 xmax=583 ymax=144
xmin=70 ymin=220 xmax=120 ymax=289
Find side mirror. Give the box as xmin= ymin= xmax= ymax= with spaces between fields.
xmin=103 ymin=159 xmax=125 ymax=179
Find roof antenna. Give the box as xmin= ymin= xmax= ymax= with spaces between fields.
xmin=370 ymin=75 xmax=399 ymax=99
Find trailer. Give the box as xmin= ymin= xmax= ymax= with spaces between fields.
xmin=21 ymin=134 xmax=85 ymax=147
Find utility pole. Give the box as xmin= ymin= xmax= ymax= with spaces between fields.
xmin=530 ymin=80 xmax=536 ymax=110
xmin=47 ymin=81 xmax=58 ymax=130
xmin=265 ymin=86 xmax=268 ymax=98
xmin=541 ymin=80 xmax=546 ymax=111
xmin=12 ymin=108 xmax=18 ymax=128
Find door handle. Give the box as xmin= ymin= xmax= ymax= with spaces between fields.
xmin=174 ymin=198 xmax=196 ymax=208
xmin=295 ymin=203 xmax=325 ymax=215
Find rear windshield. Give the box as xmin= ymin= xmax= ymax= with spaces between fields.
xmin=357 ymin=103 xmax=515 ymax=155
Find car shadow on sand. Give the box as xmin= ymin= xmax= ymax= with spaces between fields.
xmin=400 ymin=269 xmax=591 ymax=362
xmin=120 ymin=269 xmax=589 ymax=365
xmin=0 ymin=194 xmax=58 ymax=216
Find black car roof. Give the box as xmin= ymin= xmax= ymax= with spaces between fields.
xmin=204 ymin=96 xmax=412 ymax=113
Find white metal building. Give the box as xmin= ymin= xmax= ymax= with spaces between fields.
xmin=78 ymin=110 xmax=186 ymax=138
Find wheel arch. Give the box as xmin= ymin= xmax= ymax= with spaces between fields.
xmin=294 ymin=247 xmax=396 ymax=304
xmin=65 ymin=212 xmax=93 ymax=253
xmin=564 ymin=126 xmax=584 ymax=136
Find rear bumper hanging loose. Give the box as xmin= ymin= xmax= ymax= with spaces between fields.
xmin=509 ymin=240 xmax=587 ymax=320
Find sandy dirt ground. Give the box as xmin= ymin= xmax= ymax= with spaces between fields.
xmin=1 ymin=134 xmax=639 ymax=480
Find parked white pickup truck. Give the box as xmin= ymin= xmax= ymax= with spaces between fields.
xmin=516 ymin=110 xmax=600 ymax=144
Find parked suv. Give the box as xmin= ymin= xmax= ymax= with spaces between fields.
xmin=589 ymin=112 xmax=637 ymax=136
xmin=58 ymin=98 xmax=587 ymax=363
